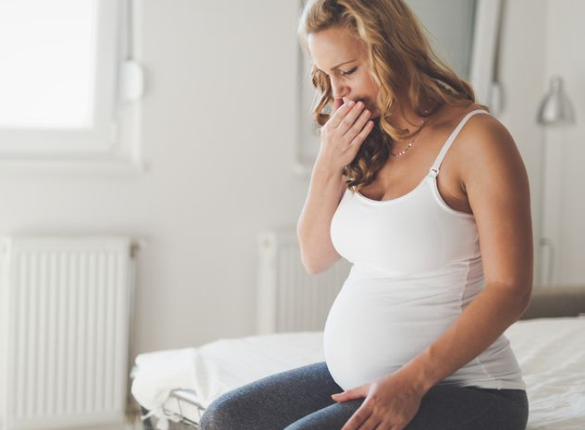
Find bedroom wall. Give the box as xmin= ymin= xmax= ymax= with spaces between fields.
xmin=0 ymin=0 xmax=307 ymax=362
xmin=539 ymin=0 xmax=585 ymax=286
xmin=0 ymin=0 xmax=573 ymax=370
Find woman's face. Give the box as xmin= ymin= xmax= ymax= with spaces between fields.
xmin=308 ymin=26 xmax=381 ymax=118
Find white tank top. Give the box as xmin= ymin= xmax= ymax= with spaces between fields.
xmin=325 ymin=109 xmax=526 ymax=391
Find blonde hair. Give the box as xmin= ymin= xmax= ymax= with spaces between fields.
xmin=297 ymin=0 xmax=488 ymax=192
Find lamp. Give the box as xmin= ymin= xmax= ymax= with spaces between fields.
xmin=537 ymin=75 xmax=575 ymax=126
xmin=536 ymin=75 xmax=576 ymax=287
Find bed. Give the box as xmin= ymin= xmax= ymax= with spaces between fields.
xmin=131 ymin=286 xmax=585 ymax=430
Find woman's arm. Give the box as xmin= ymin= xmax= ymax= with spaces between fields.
xmin=297 ymin=99 xmax=373 ymax=275
xmin=297 ymin=161 xmax=346 ymax=275
xmin=399 ymin=114 xmax=534 ymax=393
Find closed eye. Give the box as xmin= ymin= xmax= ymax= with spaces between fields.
xmin=341 ymin=66 xmax=358 ymax=76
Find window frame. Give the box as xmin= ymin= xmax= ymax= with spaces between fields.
xmin=0 ymin=0 xmax=144 ymax=172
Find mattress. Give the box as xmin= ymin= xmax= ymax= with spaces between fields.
xmin=131 ymin=316 xmax=585 ymax=430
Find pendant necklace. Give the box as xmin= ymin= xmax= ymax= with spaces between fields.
xmin=390 ymin=117 xmax=427 ymax=157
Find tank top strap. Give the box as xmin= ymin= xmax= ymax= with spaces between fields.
xmin=428 ymin=109 xmax=490 ymax=177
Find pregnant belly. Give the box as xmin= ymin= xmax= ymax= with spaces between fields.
xmin=323 ymin=278 xmax=461 ymax=391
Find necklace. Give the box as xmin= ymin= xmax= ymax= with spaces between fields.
xmin=390 ymin=117 xmax=427 ymax=157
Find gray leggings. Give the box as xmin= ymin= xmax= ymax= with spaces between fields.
xmin=199 ymin=361 xmax=528 ymax=430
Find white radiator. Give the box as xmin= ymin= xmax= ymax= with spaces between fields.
xmin=0 ymin=236 xmax=137 ymax=430
xmin=257 ymin=228 xmax=351 ymax=334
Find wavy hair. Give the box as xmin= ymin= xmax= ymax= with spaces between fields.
xmin=297 ymin=0 xmax=489 ymax=192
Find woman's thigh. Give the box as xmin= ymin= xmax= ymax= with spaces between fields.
xmin=199 ymin=361 xmax=343 ymax=430
xmin=406 ymin=385 xmax=529 ymax=430
xmin=284 ymin=384 xmax=528 ymax=430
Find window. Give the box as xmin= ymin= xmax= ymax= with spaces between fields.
xmin=0 ymin=0 xmax=144 ymax=170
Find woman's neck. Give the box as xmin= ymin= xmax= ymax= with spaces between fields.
xmin=390 ymin=101 xmax=426 ymax=138
xmin=389 ymin=97 xmax=427 ymax=136
xmin=389 ymin=97 xmax=450 ymax=137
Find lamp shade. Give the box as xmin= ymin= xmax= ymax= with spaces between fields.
xmin=537 ymin=75 xmax=576 ymax=126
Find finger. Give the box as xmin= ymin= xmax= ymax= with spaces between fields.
xmin=340 ymin=406 xmax=372 ymax=430
xmin=332 ymin=384 xmax=368 ymax=402
xmin=359 ymin=414 xmax=382 ymax=430
xmin=390 ymin=420 xmax=409 ymax=430
xmin=328 ymin=100 xmax=355 ymax=129
xmin=337 ymin=101 xmax=367 ymax=135
xmin=378 ymin=420 xmax=395 ymax=430
xmin=348 ymin=120 xmax=375 ymax=150
xmin=345 ymin=108 xmax=372 ymax=143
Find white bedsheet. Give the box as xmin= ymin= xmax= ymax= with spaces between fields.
xmin=131 ymin=317 xmax=585 ymax=430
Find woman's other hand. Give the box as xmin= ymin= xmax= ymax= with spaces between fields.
xmin=331 ymin=369 xmax=426 ymax=430
xmin=316 ymin=98 xmax=374 ymax=173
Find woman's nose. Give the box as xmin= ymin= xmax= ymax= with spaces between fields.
xmin=330 ymin=79 xmax=349 ymax=99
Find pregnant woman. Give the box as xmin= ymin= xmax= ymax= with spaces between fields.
xmin=200 ymin=0 xmax=532 ymax=429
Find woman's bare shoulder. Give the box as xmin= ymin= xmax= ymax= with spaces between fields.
xmin=453 ymin=104 xmax=526 ymax=189
xmin=457 ymin=105 xmax=516 ymax=156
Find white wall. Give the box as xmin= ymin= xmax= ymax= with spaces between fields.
xmin=540 ymin=0 xmax=585 ymax=286
xmin=0 ymin=0 xmax=581 ymax=364
xmin=498 ymin=0 xmax=585 ymax=288
xmin=0 ymin=0 xmax=309 ymax=359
